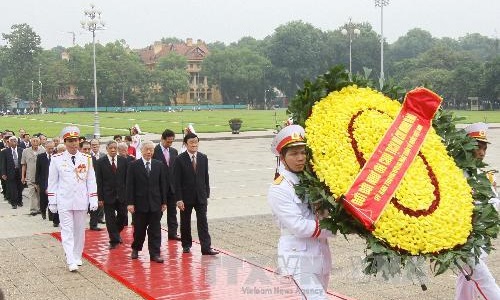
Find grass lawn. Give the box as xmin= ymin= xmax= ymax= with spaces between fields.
xmin=0 ymin=109 xmax=289 ymax=137
xmin=1 ymin=109 xmax=499 ymax=138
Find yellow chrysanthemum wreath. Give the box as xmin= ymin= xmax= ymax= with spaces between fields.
xmin=305 ymin=85 xmax=474 ymax=255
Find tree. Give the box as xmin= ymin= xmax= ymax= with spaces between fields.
xmin=265 ymin=21 xmax=326 ymax=98
xmin=481 ymin=56 xmax=500 ymax=104
xmin=388 ymin=28 xmax=436 ymax=61
xmin=202 ymin=47 xmax=271 ymax=104
xmin=157 ymin=52 xmax=188 ymax=70
xmin=1 ymin=24 xmax=42 ymax=99
xmin=0 ymin=87 xmax=12 ymax=110
xmin=154 ymin=52 xmax=189 ymax=105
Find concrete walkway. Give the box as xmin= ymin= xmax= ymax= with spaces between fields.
xmin=0 ymin=128 xmax=498 ymax=299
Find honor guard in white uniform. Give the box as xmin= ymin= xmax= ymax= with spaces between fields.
xmin=455 ymin=122 xmax=500 ymax=300
xmin=268 ymin=125 xmax=333 ymax=300
xmin=47 ymin=126 xmax=98 ymax=272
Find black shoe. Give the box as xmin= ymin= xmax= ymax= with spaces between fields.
xmin=11 ymin=205 xmax=17 ymax=209
xmin=150 ymin=255 xmax=164 ymax=263
xmin=53 ymin=223 xmax=59 ymax=227
xmin=131 ymin=250 xmax=139 ymax=259
xmin=41 ymin=211 xmax=47 ymax=220
xmin=30 ymin=211 xmax=38 ymax=216
xmin=89 ymin=227 xmax=102 ymax=231
xmin=182 ymin=247 xmax=190 ymax=253
xmin=202 ymin=249 xmax=220 ymax=256
xmin=18 ymin=202 xmax=23 ymax=207
xmin=168 ymin=235 xmax=181 ymax=241
xmin=98 ymin=220 xmax=106 ymax=224
xmin=109 ymin=244 xmax=118 ymax=250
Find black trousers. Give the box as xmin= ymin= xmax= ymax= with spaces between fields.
xmin=104 ymin=201 xmax=127 ymax=245
xmin=40 ymin=189 xmax=59 ymax=224
xmin=1 ymin=177 xmax=8 ymax=200
xmin=166 ymin=196 xmax=179 ymax=237
xmin=89 ymin=206 xmax=104 ymax=227
xmin=180 ymin=203 xmax=211 ymax=252
xmin=131 ymin=210 xmax=163 ymax=256
xmin=7 ymin=169 xmax=23 ymax=205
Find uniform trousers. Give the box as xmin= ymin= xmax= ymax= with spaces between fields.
xmin=25 ymin=182 xmax=40 ymax=212
xmin=180 ymin=203 xmax=211 ymax=252
xmin=59 ymin=209 xmax=87 ymax=265
xmin=103 ymin=201 xmax=127 ymax=245
xmin=455 ymin=257 xmax=500 ymax=300
xmin=131 ymin=210 xmax=163 ymax=256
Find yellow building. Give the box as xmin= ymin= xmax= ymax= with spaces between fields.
xmin=138 ymin=38 xmax=223 ymax=105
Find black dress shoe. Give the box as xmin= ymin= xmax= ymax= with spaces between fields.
xmin=11 ymin=205 xmax=17 ymax=209
xmin=150 ymin=255 xmax=164 ymax=263
xmin=53 ymin=223 xmax=59 ymax=227
xmin=109 ymin=244 xmax=118 ymax=250
xmin=89 ymin=227 xmax=102 ymax=231
xmin=131 ymin=250 xmax=139 ymax=259
xmin=202 ymin=249 xmax=220 ymax=255
xmin=168 ymin=235 xmax=182 ymax=241
xmin=18 ymin=202 xmax=23 ymax=207
xmin=41 ymin=211 xmax=47 ymax=220
xmin=182 ymin=247 xmax=190 ymax=253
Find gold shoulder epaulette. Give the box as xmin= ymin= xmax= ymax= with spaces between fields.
xmin=53 ymin=153 xmax=63 ymax=157
xmin=273 ymin=175 xmax=283 ymax=185
xmin=81 ymin=153 xmax=91 ymax=158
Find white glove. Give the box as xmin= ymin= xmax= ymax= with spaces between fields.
xmin=89 ymin=200 xmax=98 ymax=211
xmin=488 ymin=198 xmax=500 ymax=213
xmin=48 ymin=204 xmax=58 ymax=213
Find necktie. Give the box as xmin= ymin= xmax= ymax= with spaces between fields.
xmin=163 ymin=148 xmax=170 ymax=166
xmin=13 ymin=149 xmax=18 ymax=168
xmin=71 ymin=155 xmax=76 ymax=165
xmin=191 ymin=154 xmax=197 ymax=172
xmin=146 ymin=161 xmax=151 ymax=176
xmin=111 ymin=157 xmax=117 ymax=173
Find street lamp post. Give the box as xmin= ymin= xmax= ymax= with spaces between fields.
xmin=38 ymin=64 xmax=42 ymax=113
xmin=375 ymin=0 xmax=389 ymax=90
xmin=81 ymin=4 xmax=105 ymax=138
xmin=341 ymin=17 xmax=361 ymax=81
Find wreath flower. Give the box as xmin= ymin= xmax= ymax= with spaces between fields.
xmin=288 ymin=66 xmax=499 ymax=279
xmin=305 ymin=85 xmax=473 ymax=254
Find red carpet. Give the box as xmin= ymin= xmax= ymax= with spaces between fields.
xmin=51 ymin=227 xmax=352 ymax=299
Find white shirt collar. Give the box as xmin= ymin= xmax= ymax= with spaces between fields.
xmin=280 ymin=168 xmax=299 ymax=185
xmin=142 ymin=158 xmax=151 ymax=166
xmin=107 ymin=154 xmax=117 ymax=164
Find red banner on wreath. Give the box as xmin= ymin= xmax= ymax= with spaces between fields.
xmin=343 ymin=88 xmax=442 ymax=230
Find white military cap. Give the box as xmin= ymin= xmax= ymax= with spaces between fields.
xmin=61 ymin=126 xmax=80 ymax=140
xmin=464 ymin=122 xmax=489 ymax=143
xmin=271 ymin=124 xmax=306 ymax=155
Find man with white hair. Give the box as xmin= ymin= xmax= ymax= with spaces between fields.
xmin=1 ymin=136 xmax=24 ymax=209
xmin=47 ymin=126 xmax=98 ymax=272
xmin=21 ymin=136 xmax=45 ymax=215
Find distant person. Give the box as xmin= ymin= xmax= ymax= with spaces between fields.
xmin=174 ymin=133 xmax=218 ymax=255
xmin=95 ymin=141 xmax=128 ymax=249
xmin=153 ymin=129 xmax=180 ymax=241
xmin=88 ymin=138 xmax=105 ymax=230
xmin=127 ymin=141 xmax=169 ymax=263
xmin=179 ymin=124 xmax=195 ymax=153
xmin=129 ymin=124 xmax=142 ymax=159
xmin=113 ymin=135 xmax=122 ymax=143
xmin=18 ymin=133 xmax=31 ymax=149
xmin=47 ymin=126 xmax=98 ymax=272
xmin=1 ymin=136 xmax=24 ymax=209
xmin=35 ymin=140 xmax=59 ymax=225
xmin=124 ymin=135 xmax=136 ymax=159
xmin=21 ymin=136 xmax=45 ymax=215
xmin=117 ymin=142 xmax=135 ymax=163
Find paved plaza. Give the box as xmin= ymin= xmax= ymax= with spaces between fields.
xmin=0 ymin=128 xmax=498 ymax=299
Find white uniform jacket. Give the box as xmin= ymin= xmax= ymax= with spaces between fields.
xmin=47 ymin=150 xmax=97 ymax=211
xmin=268 ymin=169 xmax=332 ymax=277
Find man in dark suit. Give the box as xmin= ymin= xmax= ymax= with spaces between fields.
xmin=35 ymin=140 xmax=59 ymax=225
xmin=18 ymin=133 xmax=31 ymax=149
xmin=174 ymin=133 xmax=218 ymax=255
xmin=127 ymin=141 xmax=169 ymax=263
xmin=95 ymin=141 xmax=128 ymax=249
xmin=1 ymin=136 xmax=24 ymax=208
xmin=153 ymin=128 xmax=180 ymax=241
xmin=83 ymin=140 xmax=104 ymax=231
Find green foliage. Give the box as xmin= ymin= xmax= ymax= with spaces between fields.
xmin=288 ymin=65 xmax=499 ymax=279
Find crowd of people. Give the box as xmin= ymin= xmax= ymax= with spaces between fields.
xmin=0 ymin=124 xmax=219 ymax=273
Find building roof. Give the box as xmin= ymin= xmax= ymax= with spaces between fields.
xmin=137 ymin=39 xmax=210 ymax=66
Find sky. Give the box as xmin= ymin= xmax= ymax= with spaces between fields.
xmin=0 ymin=0 xmax=499 ymax=50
